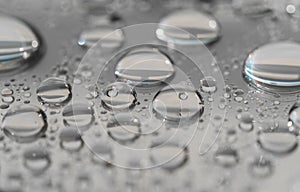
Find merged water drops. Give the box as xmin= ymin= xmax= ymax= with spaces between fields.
xmin=0 ymin=15 xmax=40 ymax=72
xmin=23 ymin=147 xmax=51 ymax=174
xmin=106 ymin=114 xmax=141 ymax=144
xmin=78 ymin=26 xmax=124 ymax=50
xmin=152 ymin=85 xmax=204 ymax=121
xmin=2 ymin=105 xmax=47 ymax=143
xmin=244 ymin=41 xmax=300 ymax=92
xmin=115 ymin=46 xmax=175 ymax=86
xmin=156 ymin=9 xmax=221 ymax=45
xmin=62 ymin=103 xmax=94 ymax=131
xmin=289 ymin=102 xmax=300 ymax=129
xmin=101 ymin=82 xmax=137 ymax=110
xmin=37 ymin=77 xmax=72 ymax=107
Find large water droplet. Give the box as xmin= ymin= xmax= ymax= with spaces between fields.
xmin=244 ymin=41 xmax=300 ymax=92
xmin=23 ymin=147 xmax=51 ymax=174
xmin=62 ymin=103 xmax=94 ymax=131
xmin=2 ymin=105 xmax=47 ymax=143
xmin=152 ymin=85 xmax=204 ymax=121
xmin=0 ymin=15 xmax=40 ymax=72
xmin=289 ymin=102 xmax=300 ymax=129
xmin=101 ymin=82 xmax=137 ymax=110
xmin=156 ymin=9 xmax=221 ymax=45
xmin=115 ymin=46 xmax=175 ymax=86
xmin=37 ymin=77 xmax=72 ymax=107
xmin=78 ymin=26 xmax=124 ymax=50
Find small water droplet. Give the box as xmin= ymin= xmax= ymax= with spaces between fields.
xmin=37 ymin=77 xmax=72 ymax=107
xmin=248 ymin=156 xmax=273 ymax=178
xmin=152 ymin=85 xmax=204 ymax=121
xmin=238 ymin=112 xmax=254 ymax=132
xmin=59 ymin=127 xmax=83 ymax=152
xmin=23 ymin=147 xmax=51 ymax=174
xmin=289 ymin=102 xmax=300 ymax=129
xmin=214 ymin=146 xmax=239 ymax=167
xmin=101 ymin=82 xmax=137 ymax=110
xmin=200 ymin=76 xmax=217 ymax=93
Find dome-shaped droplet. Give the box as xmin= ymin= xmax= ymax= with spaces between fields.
xmin=244 ymin=41 xmax=300 ymax=91
xmin=214 ymin=146 xmax=239 ymax=167
xmin=23 ymin=147 xmax=51 ymax=174
xmin=106 ymin=114 xmax=141 ymax=144
xmin=152 ymin=85 xmax=204 ymax=121
xmin=62 ymin=103 xmax=94 ymax=131
xmin=257 ymin=125 xmax=298 ymax=154
xmin=156 ymin=9 xmax=221 ymax=45
xmin=37 ymin=77 xmax=72 ymax=106
xmin=149 ymin=141 xmax=188 ymax=171
xmin=115 ymin=47 xmax=175 ymax=86
xmin=59 ymin=126 xmax=83 ymax=152
xmin=1 ymin=105 xmax=47 ymax=143
xmin=289 ymin=102 xmax=300 ymax=129
xmin=101 ymin=82 xmax=137 ymax=110
xmin=0 ymin=15 xmax=39 ymax=72
xmin=78 ymin=26 xmax=124 ymax=50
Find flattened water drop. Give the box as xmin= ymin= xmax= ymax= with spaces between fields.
xmin=156 ymin=9 xmax=221 ymax=45
xmin=78 ymin=26 xmax=124 ymax=50
xmin=244 ymin=41 xmax=300 ymax=92
xmin=37 ymin=77 xmax=72 ymax=106
xmin=152 ymin=85 xmax=204 ymax=121
xmin=115 ymin=46 xmax=175 ymax=86
xmin=2 ymin=105 xmax=47 ymax=143
xmin=101 ymin=82 xmax=137 ymax=110
xmin=0 ymin=15 xmax=39 ymax=72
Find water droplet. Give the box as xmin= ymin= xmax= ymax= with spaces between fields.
xmin=62 ymin=103 xmax=94 ymax=131
xmin=289 ymin=102 xmax=300 ymax=129
xmin=106 ymin=114 xmax=141 ymax=144
xmin=248 ymin=156 xmax=273 ymax=178
xmin=115 ymin=46 xmax=175 ymax=86
xmin=214 ymin=146 xmax=239 ymax=167
xmin=37 ymin=77 xmax=72 ymax=106
xmin=2 ymin=105 xmax=47 ymax=143
xmin=0 ymin=15 xmax=40 ymax=72
xmin=200 ymin=76 xmax=217 ymax=93
xmin=59 ymin=127 xmax=83 ymax=152
xmin=244 ymin=41 xmax=300 ymax=92
xmin=257 ymin=125 xmax=298 ymax=154
xmin=232 ymin=0 xmax=273 ymax=17
xmin=23 ymin=147 xmax=51 ymax=174
xmin=101 ymin=82 xmax=137 ymax=110
xmin=78 ymin=26 xmax=124 ymax=50
xmin=149 ymin=141 xmax=188 ymax=171
xmin=238 ymin=112 xmax=254 ymax=132
xmin=152 ymin=85 xmax=204 ymax=121
xmin=91 ymin=140 xmax=113 ymax=164
xmin=1 ymin=88 xmax=13 ymax=96
xmin=156 ymin=9 xmax=221 ymax=44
